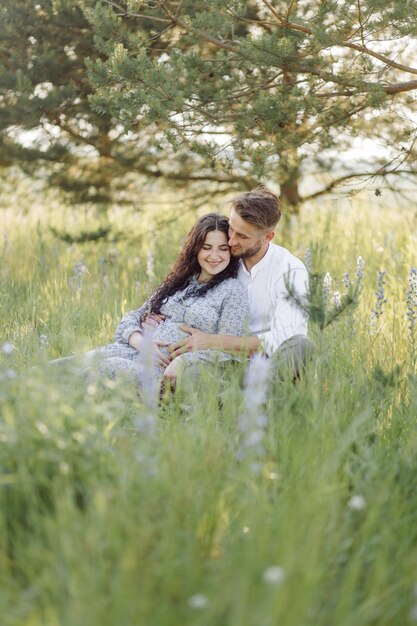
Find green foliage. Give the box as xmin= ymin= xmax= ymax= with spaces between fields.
xmin=285 ymin=245 xmax=364 ymax=331
xmin=1 ymin=1 xmax=417 ymax=214
xmin=0 ymin=0 xmax=210 ymax=212
xmin=83 ymin=0 xmax=417 ymax=208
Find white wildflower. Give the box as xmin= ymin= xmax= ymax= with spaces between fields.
xmin=262 ymin=565 xmax=286 ymax=586
xmin=146 ymin=249 xmax=155 ymax=281
xmin=356 ymin=256 xmax=365 ymax=281
xmin=322 ymin=272 xmax=332 ymax=306
xmin=2 ymin=342 xmax=14 ymax=355
xmin=333 ymin=290 xmax=342 ymax=308
xmin=323 ymin=272 xmax=332 ymax=291
xmin=187 ymin=594 xmax=209 ymax=609
xmin=348 ymin=495 xmax=366 ymax=510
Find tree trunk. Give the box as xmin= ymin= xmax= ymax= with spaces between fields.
xmin=280 ymin=178 xmax=301 ymax=214
xmin=280 ymin=55 xmax=302 ymax=216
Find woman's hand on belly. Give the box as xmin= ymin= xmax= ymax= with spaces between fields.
xmin=129 ymin=331 xmax=170 ymax=368
xmin=141 ymin=312 xmax=166 ymax=330
xmin=149 ymin=340 xmax=171 ymax=369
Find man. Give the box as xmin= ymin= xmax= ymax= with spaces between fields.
xmin=169 ymin=186 xmax=313 ymax=378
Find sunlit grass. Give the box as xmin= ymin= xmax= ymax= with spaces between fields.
xmin=0 ymin=194 xmax=417 ymax=626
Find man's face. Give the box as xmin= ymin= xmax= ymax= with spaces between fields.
xmin=228 ymin=209 xmax=271 ymax=259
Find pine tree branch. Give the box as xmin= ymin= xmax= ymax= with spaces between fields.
xmin=118 ymin=158 xmax=257 ymax=186
xmin=104 ymin=0 xmax=417 ymax=85
xmin=380 ymin=79 xmax=417 ymax=95
xmin=315 ymin=79 xmax=417 ymax=98
xmin=100 ymin=0 xmax=171 ymax=23
xmin=260 ymin=0 xmax=417 ymax=75
xmin=342 ymin=42 xmax=417 ymax=76
xmin=258 ymin=1 xmax=311 ymax=34
xmin=55 ymin=120 xmax=100 ymax=151
xmin=155 ymin=0 xmax=237 ymax=52
xmin=286 ymin=0 xmax=297 ymax=21
xmin=294 ymin=60 xmax=417 ymax=97
xmin=302 ymin=168 xmax=417 ymax=201
xmin=224 ymin=8 xmax=275 ymax=32
xmin=313 ymin=104 xmax=369 ymax=136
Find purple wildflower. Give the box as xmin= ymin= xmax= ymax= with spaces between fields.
xmin=237 ymin=354 xmax=272 ymax=472
xmin=304 ymin=248 xmax=312 ymax=272
xmin=342 ymin=272 xmax=351 ymax=289
xmin=69 ymin=261 xmax=88 ymax=290
xmin=371 ymin=270 xmax=387 ymax=324
xmin=406 ymin=268 xmax=417 ymax=348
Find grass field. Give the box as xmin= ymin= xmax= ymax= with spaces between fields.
xmin=1 ymin=195 xmax=417 ymax=626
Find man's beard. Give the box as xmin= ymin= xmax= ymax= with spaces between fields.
xmin=231 ymin=241 xmax=263 ymax=259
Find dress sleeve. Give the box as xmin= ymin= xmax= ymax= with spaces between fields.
xmin=114 ymin=299 xmax=151 ymax=345
xmin=257 ymin=265 xmax=309 ymax=356
xmin=181 ymin=280 xmax=249 ymax=366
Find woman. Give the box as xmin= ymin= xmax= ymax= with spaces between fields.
xmin=84 ymin=213 xmax=249 ymax=388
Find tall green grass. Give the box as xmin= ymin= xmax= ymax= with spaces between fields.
xmin=0 ymin=196 xmax=416 ymax=626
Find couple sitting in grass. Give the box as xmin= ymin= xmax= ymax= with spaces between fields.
xmin=81 ymin=186 xmax=313 ymax=389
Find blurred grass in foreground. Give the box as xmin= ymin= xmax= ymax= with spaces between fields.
xmin=0 ymin=195 xmax=417 ymax=626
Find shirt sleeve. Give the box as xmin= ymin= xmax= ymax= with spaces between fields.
xmin=181 ymin=280 xmax=249 ymax=366
xmin=257 ymin=266 xmax=309 ymax=356
xmin=114 ymin=299 xmax=151 ymax=345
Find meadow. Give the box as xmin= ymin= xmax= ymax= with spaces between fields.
xmin=1 ymin=194 xmax=417 ymax=626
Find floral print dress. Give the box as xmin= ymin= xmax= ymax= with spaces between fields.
xmin=84 ymin=277 xmax=249 ymax=382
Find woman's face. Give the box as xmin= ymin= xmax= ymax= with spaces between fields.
xmin=197 ymin=230 xmax=231 ymax=282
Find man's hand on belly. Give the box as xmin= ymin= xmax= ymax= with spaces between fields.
xmin=170 ymin=328 xmax=262 ymax=357
xmin=169 ymin=325 xmax=212 ymax=357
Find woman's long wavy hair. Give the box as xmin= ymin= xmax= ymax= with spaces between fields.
xmin=148 ymin=213 xmax=239 ymax=314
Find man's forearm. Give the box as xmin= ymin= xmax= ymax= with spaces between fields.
xmin=170 ymin=326 xmax=262 ymax=359
xmin=207 ymin=333 xmax=261 ymax=356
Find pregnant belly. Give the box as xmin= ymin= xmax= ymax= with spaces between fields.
xmin=149 ymin=319 xmax=189 ymax=349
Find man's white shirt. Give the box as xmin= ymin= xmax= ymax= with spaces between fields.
xmin=237 ymin=242 xmax=309 ymax=355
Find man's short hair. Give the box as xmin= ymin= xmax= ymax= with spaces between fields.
xmin=231 ymin=186 xmax=281 ymax=230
